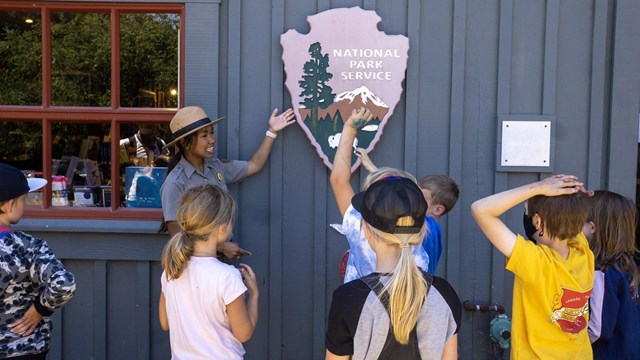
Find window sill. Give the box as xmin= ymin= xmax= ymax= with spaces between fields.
xmin=17 ymin=217 xmax=164 ymax=234
xmin=24 ymin=206 xmax=164 ymax=221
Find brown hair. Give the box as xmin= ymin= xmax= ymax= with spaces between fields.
xmin=526 ymin=191 xmax=588 ymax=240
xmin=586 ymin=190 xmax=639 ymax=290
xmin=418 ymin=174 xmax=460 ymax=215
xmin=161 ymin=183 xmax=236 ymax=279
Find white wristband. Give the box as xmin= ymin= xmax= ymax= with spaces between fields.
xmin=266 ymin=130 xmax=277 ymax=139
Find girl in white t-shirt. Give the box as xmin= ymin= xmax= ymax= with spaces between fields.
xmin=159 ymin=183 xmax=258 ymax=360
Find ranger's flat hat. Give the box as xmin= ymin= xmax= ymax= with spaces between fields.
xmin=164 ymin=106 xmax=224 ymax=149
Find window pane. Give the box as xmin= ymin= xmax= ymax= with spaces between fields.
xmin=0 ymin=121 xmax=44 ymax=206
xmin=0 ymin=11 xmax=42 ymax=105
xmin=51 ymin=12 xmax=111 ymax=107
xmin=119 ymin=123 xmax=172 ymax=208
xmin=51 ymin=122 xmax=110 ymax=206
xmin=120 ymin=13 xmax=179 ymax=108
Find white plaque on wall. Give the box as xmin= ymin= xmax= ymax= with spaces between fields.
xmin=500 ymin=121 xmax=551 ymax=167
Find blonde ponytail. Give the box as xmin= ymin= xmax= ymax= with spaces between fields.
xmin=161 ymin=183 xmax=237 ymax=280
xmin=364 ymin=217 xmax=427 ymax=344
xmin=162 ymin=232 xmax=194 ymax=279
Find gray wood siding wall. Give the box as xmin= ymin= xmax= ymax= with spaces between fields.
xmin=17 ymin=0 xmax=640 ymax=359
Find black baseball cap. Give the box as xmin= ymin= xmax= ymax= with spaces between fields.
xmin=0 ymin=163 xmax=48 ymax=202
xmin=352 ymin=176 xmax=427 ymax=234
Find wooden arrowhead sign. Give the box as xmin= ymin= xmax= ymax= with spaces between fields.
xmin=281 ymin=7 xmax=409 ymax=171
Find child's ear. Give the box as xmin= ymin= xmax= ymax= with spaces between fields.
xmin=217 ymin=223 xmax=230 ymax=237
xmin=0 ymin=199 xmax=14 ymax=214
xmin=362 ymin=224 xmax=376 ymax=250
xmin=217 ymin=222 xmax=233 ymax=241
xmin=432 ymin=204 xmax=446 ymax=217
xmin=532 ymin=213 xmax=543 ymax=230
xmin=583 ymin=221 xmax=596 ymax=236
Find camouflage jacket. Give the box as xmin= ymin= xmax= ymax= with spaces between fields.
xmin=0 ymin=230 xmax=76 ymax=358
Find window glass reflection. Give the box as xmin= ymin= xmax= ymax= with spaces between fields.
xmin=119 ymin=122 xmax=172 ymax=208
xmin=0 ymin=121 xmax=44 ymax=206
xmin=51 ymin=122 xmax=110 ymax=206
xmin=0 ymin=11 xmax=42 ymax=105
xmin=51 ymin=12 xmax=111 ymax=106
xmin=120 ymin=13 xmax=179 ymax=108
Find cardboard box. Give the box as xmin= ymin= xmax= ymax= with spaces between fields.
xmin=125 ymin=167 xmax=167 ymax=208
xmin=73 ymin=186 xmax=99 ymax=207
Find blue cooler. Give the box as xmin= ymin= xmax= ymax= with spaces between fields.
xmin=125 ymin=167 xmax=167 ymax=208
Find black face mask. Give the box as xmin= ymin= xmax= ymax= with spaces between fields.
xmin=522 ymin=212 xmax=537 ymax=244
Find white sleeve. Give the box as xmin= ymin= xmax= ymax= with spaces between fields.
xmin=222 ymin=267 xmax=248 ymax=306
xmin=588 ymin=270 xmax=605 ymax=343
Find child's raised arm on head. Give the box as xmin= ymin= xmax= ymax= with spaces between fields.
xmin=330 ymin=107 xmax=373 ymax=216
xmin=471 ymin=175 xmax=585 ymax=257
xmin=226 ymin=263 xmax=259 ymax=343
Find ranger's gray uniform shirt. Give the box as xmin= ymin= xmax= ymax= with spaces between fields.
xmin=160 ymin=157 xmax=248 ymax=221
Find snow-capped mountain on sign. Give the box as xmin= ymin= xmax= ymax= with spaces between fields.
xmin=298 ymin=86 xmax=389 ymax=125
xmin=334 ymin=86 xmax=388 ymax=108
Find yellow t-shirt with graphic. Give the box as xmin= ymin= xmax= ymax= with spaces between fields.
xmin=506 ymin=233 xmax=594 ymax=359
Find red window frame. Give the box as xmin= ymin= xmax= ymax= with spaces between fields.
xmin=0 ymin=2 xmax=185 ymax=220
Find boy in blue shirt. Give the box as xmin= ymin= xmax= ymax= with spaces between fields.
xmin=356 ymin=153 xmax=460 ymax=274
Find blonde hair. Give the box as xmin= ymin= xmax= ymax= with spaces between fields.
xmin=363 ymin=217 xmax=427 ymax=344
xmin=363 ymin=167 xmax=416 ymax=189
xmin=161 ymin=184 xmax=236 ymax=279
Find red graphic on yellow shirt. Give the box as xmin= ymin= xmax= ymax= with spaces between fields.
xmin=549 ymin=288 xmax=592 ymax=334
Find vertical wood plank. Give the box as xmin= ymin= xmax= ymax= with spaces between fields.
xmin=363 ymin=0 xmax=376 ymax=10
xmin=93 ymin=261 xmax=107 ymax=360
xmin=185 ymin=3 xmax=220 ymax=112
xmin=542 ymin=0 xmax=559 ymax=115
xmin=607 ymin=0 xmax=640 ymax=198
xmin=404 ymin=0 xmax=421 ymax=175
xmin=269 ymin=0 xmax=285 ymax=358
xmin=496 ymin=0 xmax=513 ymax=115
xmin=311 ymin=4 xmax=328 ymax=360
xmin=317 ymin=0 xmax=330 ymax=12
xmin=313 ymin=166 xmax=328 ymax=360
xmin=137 ymin=261 xmax=150 ymax=360
xmin=587 ymin=0 xmax=612 ymax=189
xmin=491 ymin=0 xmax=513 ymax=309
xmin=226 ymin=0 xmax=242 ymax=181
xmin=50 ymin=310 xmax=62 ymax=359
xmin=446 ymin=0 xmax=467 ymax=290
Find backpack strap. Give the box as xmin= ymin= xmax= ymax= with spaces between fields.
xmin=359 ymin=270 xmax=433 ymax=358
xmin=360 ymin=271 xmax=433 ymax=299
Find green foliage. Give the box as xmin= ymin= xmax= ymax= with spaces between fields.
xmin=120 ymin=14 xmax=179 ymax=107
xmin=0 ymin=122 xmax=42 ymax=163
xmin=0 ymin=11 xmax=178 ymax=107
xmin=0 ymin=12 xmax=42 ymax=105
xmin=298 ymin=42 xmax=335 ymax=128
xmin=50 ymin=12 xmax=112 ymax=106
xmin=0 ymin=10 xmax=179 ymax=168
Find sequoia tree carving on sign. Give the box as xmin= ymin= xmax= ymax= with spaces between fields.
xmin=281 ymin=7 xmax=409 ymax=171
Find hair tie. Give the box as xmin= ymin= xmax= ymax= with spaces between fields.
xmin=400 ymin=243 xmax=410 ymax=248
xmin=179 ymin=230 xmax=189 ymax=238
